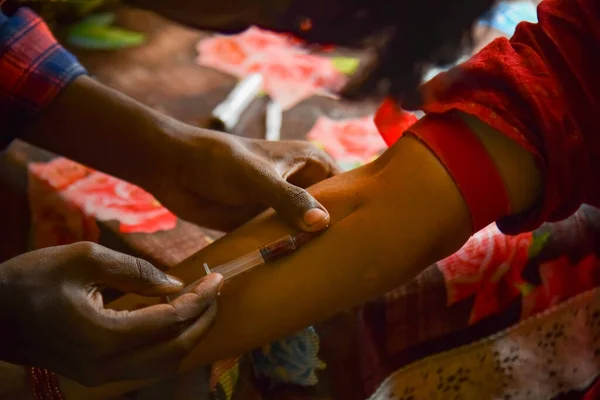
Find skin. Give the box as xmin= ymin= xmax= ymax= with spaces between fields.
xmin=0 ymin=243 xmax=223 ymax=386
xmin=60 ymin=112 xmax=541 ymax=398
xmin=0 ymin=74 xmax=340 ymax=386
xmin=21 ymin=76 xmax=339 ymax=232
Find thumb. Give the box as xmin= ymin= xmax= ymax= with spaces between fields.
xmin=256 ymin=174 xmax=330 ymax=232
xmin=87 ymin=246 xmax=183 ymax=296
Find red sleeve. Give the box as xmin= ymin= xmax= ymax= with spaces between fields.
xmin=417 ymin=0 xmax=600 ymax=234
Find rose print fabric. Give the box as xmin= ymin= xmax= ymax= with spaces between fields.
xmin=28 ymin=158 xmax=100 ymax=248
xmin=370 ymin=288 xmax=600 ymax=400
xmin=28 ymin=157 xmax=177 ymax=236
xmin=437 ymin=224 xmax=535 ymax=324
xmin=349 ymin=205 xmax=600 ymax=400
xmin=196 ymin=26 xmax=346 ymax=109
xmin=306 ymin=115 xmax=386 ymax=171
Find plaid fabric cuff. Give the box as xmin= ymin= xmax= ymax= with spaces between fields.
xmin=0 ymin=8 xmax=87 ymax=149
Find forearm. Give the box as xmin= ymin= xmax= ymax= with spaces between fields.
xmin=61 ymin=134 xmax=472 ymax=398
xmin=140 ymin=117 xmax=539 ymax=366
xmin=61 ymin=114 xmax=540 ymax=398
xmin=156 ymin=136 xmax=472 ymax=365
xmin=19 ymin=76 xmax=186 ymax=188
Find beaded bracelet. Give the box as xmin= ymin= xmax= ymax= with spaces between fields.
xmin=28 ymin=367 xmax=65 ymax=400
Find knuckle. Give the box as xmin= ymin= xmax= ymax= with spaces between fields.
xmin=164 ymin=305 xmax=189 ymax=329
xmin=295 ymin=141 xmax=323 ymax=157
xmin=133 ymin=257 xmax=162 ymax=283
xmin=116 ymin=255 xmax=157 ymax=282
xmin=284 ymin=185 xmax=310 ymax=204
xmin=133 ymin=257 xmax=150 ymax=280
xmin=160 ymin=304 xmax=192 ymax=333
xmin=71 ymin=241 xmax=101 ymax=261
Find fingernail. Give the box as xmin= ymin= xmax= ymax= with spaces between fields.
xmin=166 ymin=275 xmax=183 ymax=287
xmin=303 ymin=208 xmax=329 ymax=228
xmin=215 ymin=274 xmax=225 ymax=296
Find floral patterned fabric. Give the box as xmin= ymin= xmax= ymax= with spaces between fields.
xmin=371 ymin=287 xmax=600 ymax=400
xmin=352 ymin=205 xmax=600 ymax=399
xmin=29 ymin=157 xmax=176 ymax=237
xmin=196 ymin=27 xmax=345 ymax=110
xmin=306 ymin=115 xmax=385 ymax=171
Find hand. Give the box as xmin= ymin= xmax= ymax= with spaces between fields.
xmin=149 ymin=129 xmax=340 ymax=232
xmin=0 ymin=242 xmax=223 ymax=386
xmin=20 ymin=76 xmax=338 ymax=232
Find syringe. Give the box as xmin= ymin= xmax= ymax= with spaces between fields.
xmin=166 ymin=231 xmax=320 ymax=301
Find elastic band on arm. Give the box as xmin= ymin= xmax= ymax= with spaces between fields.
xmin=407 ymin=112 xmax=511 ymax=232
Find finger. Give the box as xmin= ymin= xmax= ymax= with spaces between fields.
xmin=286 ymin=158 xmax=335 ymax=189
xmin=281 ymin=146 xmax=341 ymax=181
xmin=254 ymin=171 xmax=330 ymax=232
xmin=80 ymin=243 xmax=183 ymax=296
xmin=98 ymin=273 xmax=222 ymax=350
xmin=103 ymin=301 xmax=218 ymax=382
xmin=310 ymin=148 xmax=343 ymax=177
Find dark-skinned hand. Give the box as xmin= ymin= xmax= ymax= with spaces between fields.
xmin=0 ymin=242 xmax=222 ymax=386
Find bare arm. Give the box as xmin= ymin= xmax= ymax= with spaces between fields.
xmin=61 ymin=114 xmax=541 ymax=398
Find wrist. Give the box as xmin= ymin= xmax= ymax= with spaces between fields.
xmin=138 ymin=121 xmax=217 ymax=195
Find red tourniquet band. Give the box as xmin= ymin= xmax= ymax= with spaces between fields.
xmin=375 ymin=100 xmax=511 ymax=233
xmin=374 ymin=98 xmax=419 ymax=147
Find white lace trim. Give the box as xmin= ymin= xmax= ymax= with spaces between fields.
xmin=369 ymin=287 xmax=600 ymax=400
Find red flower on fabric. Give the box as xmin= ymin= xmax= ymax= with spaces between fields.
xmin=196 ymin=36 xmax=251 ymax=77
xmin=28 ymin=158 xmax=177 ymax=240
xmin=196 ymin=26 xmax=345 ymax=109
xmin=234 ymin=26 xmax=292 ymax=51
xmin=307 ymin=116 xmax=386 ymax=167
xmin=521 ymin=255 xmax=600 ymax=319
xmin=437 ymin=223 xmax=534 ymax=324
xmin=29 ymin=157 xmax=92 ymax=190
xmin=28 ymin=159 xmax=99 ymax=248
xmin=63 ymin=172 xmax=177 ymax=234
xmin=247 ymin=52 xmax=345 ymax=109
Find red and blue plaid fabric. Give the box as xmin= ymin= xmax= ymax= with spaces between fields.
xmin=0 ymin=7 xmax=87 ymax=149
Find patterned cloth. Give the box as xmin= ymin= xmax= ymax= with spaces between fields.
xmin=357 ymin=205 xmax=600 ymax=399
xmin=371 ymin=287 xmax=600 ymax=400
xmin=251 ymin=327 xmax=326 ymax=387
xmin=0 ymin=7 xmax=87 ymax=148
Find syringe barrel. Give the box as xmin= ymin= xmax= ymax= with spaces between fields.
xmin=259 ymin=231 xmax=319 ymax=262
